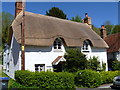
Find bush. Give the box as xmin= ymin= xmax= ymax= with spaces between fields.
xmin=100 ymin=71 xmax=120 ymax=84
xmin=112 ymin=60 xmax=120 ymax=70
xmin=87 ymin=57 xmax=106 ymax=71
xmin=75 ymin=70 xmax=102 ymax=88
xmin=15 ymin=70 xmax=74 ymax=89
xmin=87 ymin=57 xmax=101 ymax=71
xmin=64 ymin=48 xmax=87 ymax=72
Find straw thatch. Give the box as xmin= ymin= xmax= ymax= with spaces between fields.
xmin=10 ymin=11 xmax=108 ymax=48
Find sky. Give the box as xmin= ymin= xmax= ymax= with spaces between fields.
xmin=1 ymin=1 xmax=119 ymax=28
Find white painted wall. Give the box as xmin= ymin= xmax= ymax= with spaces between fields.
xmin=3 ymin=35 xmax=108 ymax=79
xmin=25 ymin=43 xmax=66 ymax=72
xmin=81 ymin=46 xmax=108 ymax=71
xmin=3 ymin=34 xmax=21 ymax=79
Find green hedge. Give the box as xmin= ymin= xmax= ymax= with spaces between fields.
xmin=100 ymin=71 xmax=120 ymax=84
xmin=74 ymin=70 xmax=102 ymax=88
xmin=15 ymin=70 xmax=74 ymax=89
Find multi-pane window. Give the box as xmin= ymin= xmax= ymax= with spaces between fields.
xmin=54 ymin=38 xmax=62 ymax=50
xmin=82 ymin=40 xmax=91 ymax=52
xmin=35 ymin=64 xmax=45 ymax=72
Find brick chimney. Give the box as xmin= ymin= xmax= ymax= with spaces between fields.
xmin=15 ymin=0 xmax=23 ymax=17
xmin=100 ymin=25 xmax=107 ymax=39
xmin=82 ymin=13 xmax=92 ymax=28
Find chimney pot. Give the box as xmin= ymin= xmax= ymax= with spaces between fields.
xmin=82 ymin=13 xmax=92 ymax=28
xmin=15 ymin=1 xmax=23 ymax=17
xmin=100 ymin=25 xmax=107 ymax=39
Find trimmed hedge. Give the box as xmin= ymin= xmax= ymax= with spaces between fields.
xmin=75 ymin=70 xmax=102 ymax=88
xmin=100 ymin=71 xmax=120 ymax=84
xmin=15 ymin=70 xmax=74 ymax=89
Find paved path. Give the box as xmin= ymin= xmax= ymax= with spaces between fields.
xmin=97 ymin=83 xmax=113 ymax=88
xmin=76 ymin=83 xmax=113 ymax=90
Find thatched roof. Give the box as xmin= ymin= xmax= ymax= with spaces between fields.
xmin=10 ymin=11 xmax=108 ymax=48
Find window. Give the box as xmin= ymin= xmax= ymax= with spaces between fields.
xmin=53 ymin=38 xmax=62 ymax=50
xmin=35 ymin=64 xmax=45 ymax=72
xmin=6 ymin=63 xmax=9 ymax=72
xmin=82 ymin=40 xmax=91 ymax=52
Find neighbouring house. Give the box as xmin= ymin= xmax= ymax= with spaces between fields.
xmin=104 ymin=33 xmax=120 ymax=70
xmin=3 ymin=2 xmax=108 ymax=79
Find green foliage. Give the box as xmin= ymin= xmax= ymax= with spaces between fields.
xmin=15 ymin=70 xmax=75 ymax=89
xmin=100 ymin=71 xmax=120 ymax=84
xmin=112 ymin=60 xmax=120 ymax=71
xmin=111 ymin=25 xmax=120 ymax=34
xmin=46 ymin=7 xmax=67 ymax=19
xmin=2 ymin=12 xmax=14 ymax=48
xmin=105 ymin=25 xmax=114 ymax=35
xmin=75 ymin=70 xmax=102 ymax=88
xmin=87 ymin=57 xmax=101 ymax=71
xmin=64 ymin=48 xmax=87 ymax=72
xmin=87 ymin=57 xmax=106 ymax=71
xmin=92 ymin=25 xmax=100 ymax=35
xmin=71 ymin=15 xmax=82 ymax=23
xmin=101 ymin=61 xmax=106 ymax=71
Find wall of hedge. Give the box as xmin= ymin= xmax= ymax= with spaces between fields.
xmin=15 ymin=70 xmax=74 ymax=89
xmin=14 ymin=70 xmax=120 ymax=88
xmin=100 ymin=71 xmax=120 ymax=84
xmin=75 ymin=70 xmax=102 ymax=88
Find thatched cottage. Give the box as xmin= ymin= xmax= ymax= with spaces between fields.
xmin=3 ymin=2 xmax=108 ymax=79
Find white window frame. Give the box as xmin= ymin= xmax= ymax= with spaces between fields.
xmin=81 ymin=40 xmax=91 ymax=52
xmin=35 ymin=64 xmax=45 ymax=72
xmin=53 ymin=38 xmax=62 ymax=52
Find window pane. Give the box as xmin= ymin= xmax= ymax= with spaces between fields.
xmin=58 ymin=46 xmax=61 ymax=49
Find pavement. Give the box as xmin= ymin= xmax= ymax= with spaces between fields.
xmin=76 ymin=83 xmax=114 ymax=90
xmin=97 ymin=83 xmax=113 ymax=88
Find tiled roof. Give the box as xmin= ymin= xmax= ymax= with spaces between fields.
xmin=52 ymin=56 xmax=62 ymax=65
xmin=104 ymin=33 xmax=120 ymax=52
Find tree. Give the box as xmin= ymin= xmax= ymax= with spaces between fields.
xmin=64 ymin=48 xmax=87 ymax=72
xmin=105 ymin=25 xmax=114 ymax=35
xmin=87 ymin=57 xmax=101 ymax=71
xmin=46 ymin=7 xmax=67 ymax=19
xmin=92 ymin=25 xmax=100 ymax=35
xmin=87 ymin=57 xmax=106 ymax=71
xmin=2 ymin=12 xmax=14 ymax=48
xmin=112 ymin=60 xmax=120 ymax=71
xmin=71 ymin=15 xmax=82 ymax=23
xmin=111 ymin=25 xmax=120 ymax=34
xmin=104 ymin=20 xmax=111 ymax=26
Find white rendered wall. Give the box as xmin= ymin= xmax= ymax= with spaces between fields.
xmin=25 ymin=44 xmax=66 ymax=72
xmin=82 ymin=46 xmax=108 ymax=71
xmin=3 ymin=34 xmax=21 ymax=79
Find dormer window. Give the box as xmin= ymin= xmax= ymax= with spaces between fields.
xmin=81 ymin=40 xmax=91 ymax=52
xmin=53 ymin=38 xmax=62 ymax=50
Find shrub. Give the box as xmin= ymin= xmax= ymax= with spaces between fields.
xmin=100 ymin=71 xmax=120 ymax=84
xmin=112 ymin=60 xmax=120 ymax=70
xmin=87 ymin=57 xmax=101 ymax=71
xmin=64 ymin=48 xmax=87 ymax=72
xmin=87 ymin=57 xmax=106 ymax=71
xmin=75 ymin=70 xmax=102 ymax=88
xmin=15 ymin=70 xmax=74 ymax=89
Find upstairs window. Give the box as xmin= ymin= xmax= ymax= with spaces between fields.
xmin=54 ymin=38 xmax=62 ymax=50
xmin=82 ymin=40 xmax=91 ymax=52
